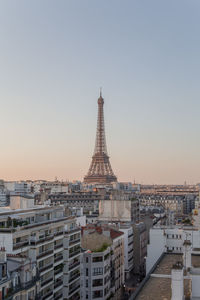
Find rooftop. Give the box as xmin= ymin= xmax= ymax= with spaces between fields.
xmin=82 ymin=224 xmax=124 ymax=240
xmin=81 ymin=232 xmax=111 ymax=252
xmin=135 ymin=253 xmax=200 ymax=300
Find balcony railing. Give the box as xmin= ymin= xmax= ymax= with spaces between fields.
xmin=4 ymin=276 xmax=40 ymax=299
xmin=41 ymin=290 xmax=53 ymax=300
xmin=39 ymin=263 xmax=53 ymax=273
xmin=54 ymin=293 xmax=63 ymax=300
xmin=69 ymin=238 xmax=80 ymax=246
xmin=69 ymin=273 xmax=80 ymax=283
xmin=69 ymin=250 xmax=80 ymax=258
xmin=54 ymin=267 xmax=63 ymax=275
xmin=92 ymin=282 xmax=103 ymax=287
xmin=65 ymin=228 xmax=80 ymax=235
xmin=30 ymin=235 xmax=54 ymax=245
xmin=13 ymin=240 xmax=29 ymax=250
xmin=54 ymin=280 xmax=63 ymax=289
xmin=71 ymin=293 xmax=80 ymax=300
xmin=69 ymin=261 xmax=80 ymax=271
xmin=69 ymin=284 xmax=80 ymax=296
xmin=41 ymin=277 xmax=53 ymax=287
xmin=54 ymin=255 xmax=63 ymax=263
xmin=37 ymin=249 xmax=53 ymax=259
xmin=54 ymin=231 xmax=63 ymax=237
xmin=54 ymin=243 xmax=63 ymax=250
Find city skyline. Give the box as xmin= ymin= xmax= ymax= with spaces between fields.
xmin=1 ymin=1 xmax=200 ymax=184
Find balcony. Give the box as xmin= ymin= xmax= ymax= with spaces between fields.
xmin=92 ymin=281 xmax=103 ymax=287
xmin=4 ymin=276 xmax=40 ymax=299
xmin=41 ymin=277 xmax=53 ymax=288
xmin=54 ymin=231 xmax=63 ymax=237
xmin=54 ymin=280 xmax=63 ymax=289
xmin=54 ymin=268 xmax=63 ymax=276
xmin=37 ymin=249 xmax=54 ymax=259
xmin=69 ymin=238 xmax=80 ymax=246
xmin=65 ymin=228 xmax=80 ymax=235
xmin=69 ymin=250 xmax=80 ymax=258
xmin=13 ymin=240 xmax=29 ymax=250
xmin=30 ymin=235 xmax=54 ymax=245
xmin=69 ymin=273 xmax=80 ymax=283
xmin=54 ymin=255 xmax=63 ymax=263
xmin=54 ymin=243 xmax=63 ymax=250
xmin=68 ymin=284 xmax=80 ymax=296
xmin=41 ymin=290 xmax=53 ymax=300
xmin=69 ymin=261 xmax=80 ymax=271
xmin=69 ymin=293 xmax=80 ymax=300
xmin=39 ymin=263 xmax=53 ymax=273
xmin=54 ymin=293 xmax=63 ymax=300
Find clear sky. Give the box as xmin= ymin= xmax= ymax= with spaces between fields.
xmin=1 ymin=0 xmax=200 ymax=184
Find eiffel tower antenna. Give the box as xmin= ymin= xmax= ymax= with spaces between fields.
xmin=84 ymin=91 xmax=117 ymax=184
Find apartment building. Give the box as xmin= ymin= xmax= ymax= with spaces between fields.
xmin=4 ymin=182 xmax=32 ymax=196
xmin=146 ymin=225 xmax=200 ymax=274
xmin=132 ymin=244 xmax=200 ymax=300
xmin=63 ymin=222 xmax=81 ymax=300
xmin=49 ymin=192 xmax=100 ymax=214
xmin=133 ymin=222 xmax=147 ymax=276
xmin=0 ymin=204 xmax=81 ymax=300
xmin=81 ymin=225 xmax=124 ymax=300
xmin=119 ymin=224 xmax=134 ymax=280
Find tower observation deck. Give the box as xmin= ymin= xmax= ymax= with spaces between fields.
xmin=84 ymin=91 xmax=117 ymax=184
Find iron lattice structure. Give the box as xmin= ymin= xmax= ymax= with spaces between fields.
xmin=84 ymin=92 xmax=117 ymax=184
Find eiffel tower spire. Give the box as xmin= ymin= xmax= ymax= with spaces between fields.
xmin=84 ymin=91 xmax=117 ymax=184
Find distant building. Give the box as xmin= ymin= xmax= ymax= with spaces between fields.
xmin=49 ymin=191 xmax=100 ymax=214
xmin=4 ymin=181 xmax=31 ymax=195
xmin=99 ymin=190 xmax=139 ymax=223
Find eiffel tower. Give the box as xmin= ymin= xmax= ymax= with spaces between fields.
xmin=84 ymin=91 xmax=117 ymax=184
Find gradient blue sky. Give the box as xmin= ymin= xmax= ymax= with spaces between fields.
xmin=1 ymin=0 xmax=200 ymax=184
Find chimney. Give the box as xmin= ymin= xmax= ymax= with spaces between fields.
xmin=183 ymin=240 xmax=192 ymax=271
xmin=171 ymin=262 xmax=184 ymax=300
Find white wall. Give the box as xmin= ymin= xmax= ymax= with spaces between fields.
xmin=0 ymin=234 xmax=13 ymax=253
xmin=10 ymin=196 xmax=34 ymax=209
xmin=192 ymin=275 xmax=200 ymax=298
xmin=99 ymin=199 xmax=131 ymax=222
xmin=76 ymin=215 xmax=86 ymax=227
xmin=146 ymin=228 xmax=166 ymax=274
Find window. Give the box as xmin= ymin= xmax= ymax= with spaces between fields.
xmin=93 ymin=256 xmax=103 ymax=262
xmin=93 ymin=279 xmax=103 ymax=287
xmin=86 ymin=257 xmax=88 ymax=263
xmin=93 ymin=290 xmax=103 ymax=298
xmin=86 ymin=268 xmax=88 ymax=276
xmin=93 ymin=267 xmax=103 ymax=276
